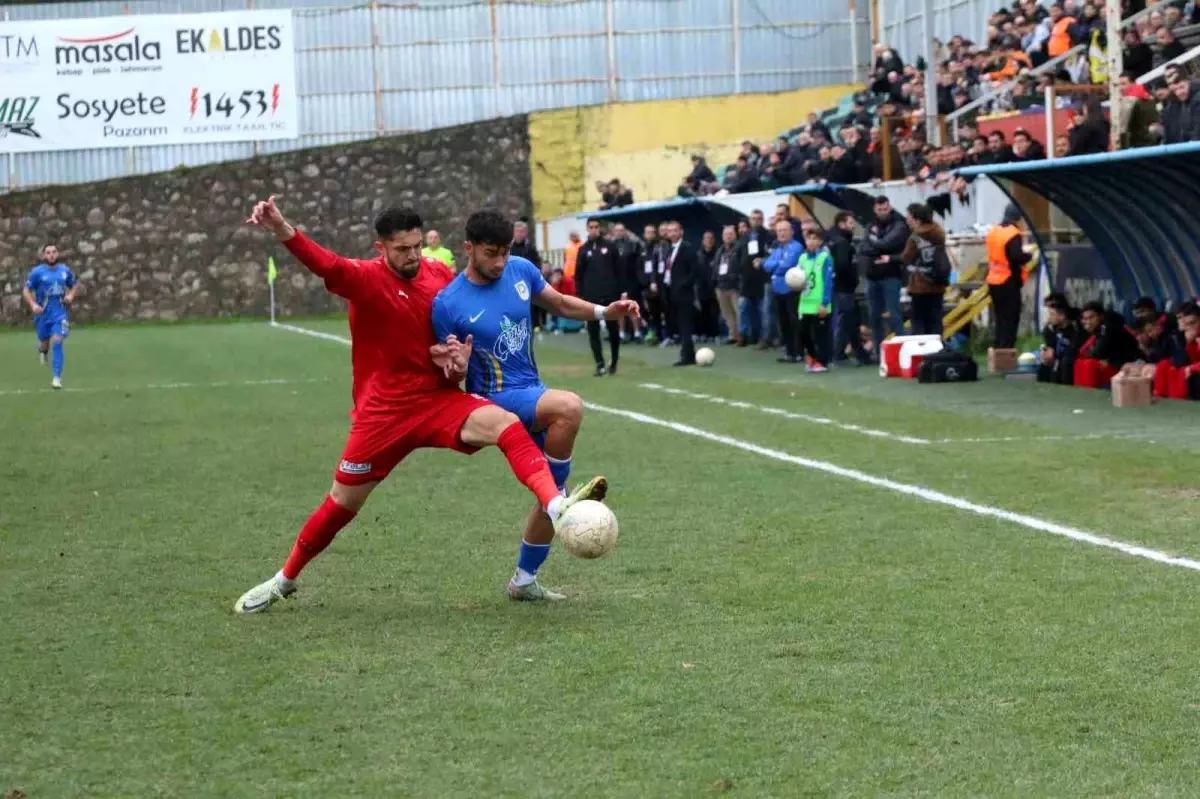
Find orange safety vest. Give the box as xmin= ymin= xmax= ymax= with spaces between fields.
xmin=986 ymin=224 xmax=1024 ymax=286
xmin=1048 ymin=17 xmax=1075 ymax=58
xmin=564 ymin=240 xmax=581 ymax=278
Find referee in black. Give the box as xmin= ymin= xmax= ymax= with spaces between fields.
xmin=576 ymin=218 xmax=625 ymax=376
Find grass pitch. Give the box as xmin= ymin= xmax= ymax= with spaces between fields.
xmin=3 ymin=320 xmax=1200 ymax=797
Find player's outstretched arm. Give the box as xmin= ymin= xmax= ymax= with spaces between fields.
xmin=247 ymin=194 xmax=364 ymax=296
xmin=534 ymin=285 xmax=640 ymax=322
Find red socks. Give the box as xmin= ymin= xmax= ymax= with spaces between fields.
xmin=282 ymin=495 xmax=358 ymax=580
xmin=496 ymin=422 xmax=560 ymax=509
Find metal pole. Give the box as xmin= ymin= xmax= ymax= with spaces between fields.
xmin=489 ymin=0 xmax=501 ymax=116
xmin=849 ymin=0 xmax=859 ymax=85
xmin=922 ymin=0 xmax=939 ymax=145
xmin=371 ymin=0 xmax=384 ymax=133
xmin=605 ymin=0 xmax=618 ymax=101
xmin=1045 ymin=85 xmax=1055 ymax=159
xmin=1106 ymin=0 xmax=1123 ymax=151
xmin=732 ymin=0 xmax=742 ymax=94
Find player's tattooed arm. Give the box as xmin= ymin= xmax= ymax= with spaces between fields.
xmin=534 ymin=285 xmax=641 ymax=322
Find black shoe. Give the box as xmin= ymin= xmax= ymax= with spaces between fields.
xmin=594 ymin=364 xmax=608 ymax=377
xmin=777 ymin=356 xmax=798 ymax=363
xmin=608 ymin=362 xmax=618 ymax=376
xmin=672 ymin=359 xmax=696 ymax=367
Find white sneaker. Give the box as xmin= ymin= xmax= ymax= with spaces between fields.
xmin=233 ymin=576 xmax=296 ymax=614
xmin=51 ymin=376 xmax=62 ymax=390
xmin=39 ymin=351 xmax=47 ymax=365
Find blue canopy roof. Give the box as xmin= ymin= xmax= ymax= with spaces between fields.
xmin=578 ymin=197 xmax=748 ymax=245
xmin=775 ymin=183 xmax=883 ymax=226
xmin=959 ymin=142 xmax=1200 ymax=305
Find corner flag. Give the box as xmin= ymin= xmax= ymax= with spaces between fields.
xmin=268 ymin=256 xmax=278 ymax=285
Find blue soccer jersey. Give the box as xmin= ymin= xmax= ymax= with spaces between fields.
xmin=25 ymin=263 xmax=75 ymax=324
xmin=431 ymin=256 xmax=547 ymax=395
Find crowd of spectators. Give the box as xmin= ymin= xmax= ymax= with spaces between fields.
xmin=638 ymin=0 xmax=1200 ymax=208
xmin=558 ymin=199 xmax=951 ymax=371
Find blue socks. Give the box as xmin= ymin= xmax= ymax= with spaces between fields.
xmin=547 ymin=455 xmax=572 ymax=492
xmin=51 ymin=339 xmax=64 ymax=378
xmin=514 ymin=540 xmax=552 ymax=585
xmin=514 ymin=454 xmax=571 ymax=585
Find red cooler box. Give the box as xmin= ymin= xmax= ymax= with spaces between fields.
xmin=880 ymin=335 xmax=944 ymax=379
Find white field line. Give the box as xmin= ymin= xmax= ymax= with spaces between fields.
xmin=638 ymin=383 xmax=1103 ymax=446
xmin=639 ymin=382 xmax=932 ymax=444
xmin=270 ymin=321 xmax=1196 ymax=572
xmin=583 ymin=401 xmax=1200 ymax=573
xmin=270 ymin=320 xmax=354 ymax=344
xmin=0 ymin=376 xmax=330 ymax=398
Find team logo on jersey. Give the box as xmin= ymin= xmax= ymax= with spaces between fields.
xmin=514 ymin=280 xmax=529 ymax=301
xmin=493 ymin=314 xmax=529 ymax=362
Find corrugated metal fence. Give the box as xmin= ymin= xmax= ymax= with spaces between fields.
xmin=878 ymin=0 xmax=989 ymax=66
xmin=1 ymin=0 xmax=870 ymax=194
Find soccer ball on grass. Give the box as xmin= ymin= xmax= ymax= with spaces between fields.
xmin=557 ymin=499 xmax=619 ymax=559
xmin=695 ymin=347 xmax=715 ymax=367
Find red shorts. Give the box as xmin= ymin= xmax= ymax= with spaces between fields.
xmin=334 ymin=389 xmax=493 ymax=485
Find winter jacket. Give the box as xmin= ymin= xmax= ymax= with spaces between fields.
xmin=1068 ymin=117 xmax=1110 ymax=155
xmin=857 ymin=210 xmax=910 ymax=282
xmin=611 ymin=235 xmax=642 ymax=295
xmin=1118 ymin=84 xmax=1160 ymax=148
xmin=712 ymin=243 xmax=742 ymax=292
xmin=1162 ymin=83 xmax=1200 ymax=144
xmin=797 ymin=249 xmax=833 ymax=316
xmin=901 ymin=221 xmax=949 ymax=296
xmin=575 ymin=237 xmax=623 ymax=304
xmin=509 ymin=238 xmax=542 ymax=271
xmin=826 ymin=226 xmax=858 ymax=295
xmin=763 ymin=239 xmax=804 ymax=296
xmin=738 ymin=228 xmax=773 ymax=299
xmin=697 ymin=246 xmax=719 ymax=301
xmin=1042 ymin=317 xmax=1083 ymax=360
xmin=1083 ymin=312 xmax=1141 ymax=367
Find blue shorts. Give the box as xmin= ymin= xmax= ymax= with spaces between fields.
xmin=35 ymin=316 xmax=69 ymax=341
xmin=489 ymin=384 xmax=548 ymax=443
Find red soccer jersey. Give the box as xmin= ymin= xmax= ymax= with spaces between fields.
xmin=283 ymin=232 xmax=458 ymax=418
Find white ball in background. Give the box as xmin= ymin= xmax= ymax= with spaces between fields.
xmin=784 ymin=266 xmax=808 ymax=292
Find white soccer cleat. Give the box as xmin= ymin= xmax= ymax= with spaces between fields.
xmin=233 ymin=576 xmax=297 ymax=614
xmin=39 ymin=351 xmax=47 ymax=365
xmin=507 ymin=578 xmax=567 ymax=602
xmin=51 ymin=376 xmax=62 ymax=390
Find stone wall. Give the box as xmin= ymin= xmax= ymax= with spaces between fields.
xmin=0 ymin=115 xmax=533 ymax=326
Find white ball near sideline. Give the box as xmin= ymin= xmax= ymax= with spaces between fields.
xmin=557 ymin=500 xmax=619 ymax=559
xmin=696 ymin=347 xmax=716 ymax=367
xmin=784 ymin=266 xmax=808 ymax=292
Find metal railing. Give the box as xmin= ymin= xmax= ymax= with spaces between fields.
xmin=944 ymin=0 xmax=1177 ymax=141
xmin=1138 ymin=41 xmax=1200 ymax=86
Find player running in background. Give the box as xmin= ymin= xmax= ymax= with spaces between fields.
xmin=23 ymin=244 xmax=78 ymax=389
xmin=432 ymin=210 xmax=639 ymax=601
xmin=232 ymin=197 xmax=605 ymax=614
